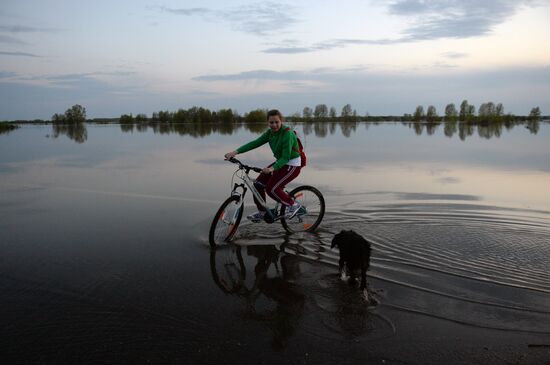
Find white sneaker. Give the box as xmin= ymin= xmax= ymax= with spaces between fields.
xmin=246 ymin=211 xmax=265 ymax=222
xmin=285 ymin=202 xmax=302 ymax=219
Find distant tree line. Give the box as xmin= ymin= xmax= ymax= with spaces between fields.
xmin=3 ymin=102 xmax=545 ymax=126
xmin=117 ymin=107 xmax=269 ymax=127
xmin=407 ymin=100 xmax=542 ymax=124
xmin=118 ymin=103 xmax=372 ymax=125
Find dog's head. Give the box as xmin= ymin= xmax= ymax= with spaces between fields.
xmin=331 ymin=230 xmax=353 ymax=249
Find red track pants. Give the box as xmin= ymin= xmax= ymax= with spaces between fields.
xmin=253 ymin=164 xmax=301 ymax=210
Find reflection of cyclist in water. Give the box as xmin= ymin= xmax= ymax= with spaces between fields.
xmin=247 ymin=245 xmax=305 ymax=350
xmin=211 ymin=244 xmax=392 ymax=345
xmin=224 ymin=109 xmax=303 ymax=222
xmin=210 ymin=244 xmax=305 ymax=350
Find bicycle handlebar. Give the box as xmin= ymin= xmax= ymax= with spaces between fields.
xmin=227 ymin=157 xmax=263 ymax=174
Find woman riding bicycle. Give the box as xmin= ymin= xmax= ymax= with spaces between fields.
xmin=224 ymin=109 xmax=303 ymax=222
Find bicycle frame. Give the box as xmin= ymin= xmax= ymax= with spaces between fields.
xmin=231 ymin=167 xmax=281 ymax=223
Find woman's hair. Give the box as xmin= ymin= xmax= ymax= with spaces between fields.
xmin=267 ymin=109 xmax=284 ymax=122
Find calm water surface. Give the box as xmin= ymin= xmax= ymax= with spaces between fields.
xmin=1 ymin=121 xmax=550 ymax=363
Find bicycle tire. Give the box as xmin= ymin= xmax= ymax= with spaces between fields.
xmin=209 ymin=196 xmax=244 ymax=247
xmin=210 ymin=244 xmax=247 ymax=294
xmin=280 ymin=185 xmax=325 ymax=233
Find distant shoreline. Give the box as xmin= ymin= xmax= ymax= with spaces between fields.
xmin=2 ymin=117 xmax=549 ymax=125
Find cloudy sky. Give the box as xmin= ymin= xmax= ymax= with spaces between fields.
xmin=1 ymin=0 xmax=549 ymax=120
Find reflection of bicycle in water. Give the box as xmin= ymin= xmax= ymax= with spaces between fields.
xmin=209 ymin=158 xmax=325 ymax=247
xmin=211 ymin=243 xmax=395 ymax=345
xmin=210 ymin=244 xmax=305 ymax=350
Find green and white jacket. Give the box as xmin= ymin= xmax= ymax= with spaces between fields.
xmin=236 ymin=125 xmax=300 ymax=170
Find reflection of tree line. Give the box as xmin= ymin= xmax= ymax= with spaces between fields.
xmin=119 ymin=120 xmax=268 ymax=136
xmin=408 ymin=118 xmax=540 ymax=140
xmin=117 ymin=118 xmax=540 ymax=140
xmin=0 ymin=123 xmax=19 ymax=134
xmin=51 ymin=123 xmax=88 ymax=143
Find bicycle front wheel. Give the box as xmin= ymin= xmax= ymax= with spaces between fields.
xmin=209 ymin=196 xmax=244 ymax=247
xmin=210 ymin=244 xmax=246 ymax=294
xmin=281 ymin=185 xmax=325 ymax=233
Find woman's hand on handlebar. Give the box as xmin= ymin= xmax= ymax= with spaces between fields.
xmin=224 ymin=151 xmax=238 ymax=160
xmin=261 ymin=167 xmax=274 ymax=175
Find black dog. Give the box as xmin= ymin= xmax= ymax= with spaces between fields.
xmin=331 ymin=230 xmax=371 ymax=290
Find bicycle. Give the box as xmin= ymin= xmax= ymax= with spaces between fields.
xmin=209 ymin=158 xmax=325 ymax=247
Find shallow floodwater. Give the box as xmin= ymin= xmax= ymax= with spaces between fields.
xmin=1 ymin=121 xmax=550 ymax=363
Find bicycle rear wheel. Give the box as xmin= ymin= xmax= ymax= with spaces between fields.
xmin=209 ymin=196 xmax=244 ymax=247
xmin=281 ymin=185 xmax=325 ymax=233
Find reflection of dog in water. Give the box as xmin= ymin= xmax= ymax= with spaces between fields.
xmin=331 ymin=230 xmax=372 ymax=298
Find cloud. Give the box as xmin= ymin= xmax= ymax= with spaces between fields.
xmin=262 ymin=38 xmax=398 ymax=54
xmin=263 ymin=0 xmax=536 ymax=54
xmin=192 ymin=67 xmax=374 ymax=87
xmin=223 ymin=2 xmax=299 ymax=36
xmin=390 ymin=0 xmax=534 ymax=40
xmin=193 ymin=69 xmax=311 ymax=82
xmin=193 ymin=67 xmax=393 ymax=83
xmin=432 ymin=61 xmax=458 ymax=68
xmin=194 ymin=65 xmax=550 ymax=86
xmin=0 ymin=51 xmax=40 ymax=57
xmin=35 ymin=71 xmax=137 ymax=88
xmin=160 ymin=2 xmax=299 ymax=36
xmin=189 ymin=67 xmax=358 ymax=83
xmin=44 ymin=73 xmax=105 ymax=85
xmin=388 ymin=0 xmax=518 ymax=16
xmin=160 ymin=7 xmax=211 ymax=16
xmin=47 ymin=71 xmax=136 ymax=79
xmin=442 ymin=51 xmax=468 ymax=59
xmin=436 ymin=177 xmax=462 ymax=184
xmin=0 ymin=25 xmax=61 ymax=33
xmin=0 ymin=23 xmax=60 ymax=47
xmin=0 ymin=71 xmax=17 ymax=78
xmin=0 ymin=35 xmax=26 ymax=45
xmin=1 ymin=71 xmax=138 ymax=90
xmin=263 ymin=47 xmax=316 ymax=54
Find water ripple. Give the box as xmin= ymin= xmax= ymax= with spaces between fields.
xmin=234 ymin=200 xmax=550 ymax=333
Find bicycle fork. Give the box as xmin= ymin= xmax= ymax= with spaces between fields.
xmin=231 ymin=182 xmax=247 ymax=219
